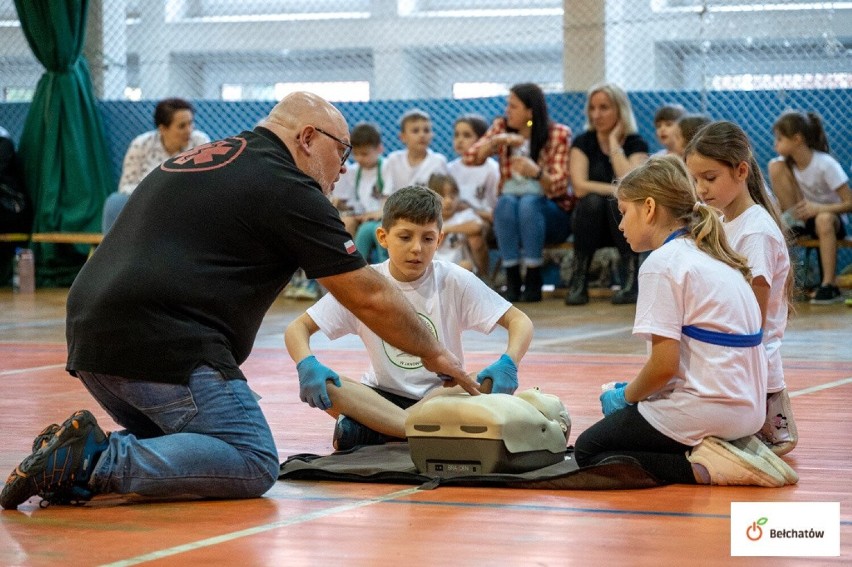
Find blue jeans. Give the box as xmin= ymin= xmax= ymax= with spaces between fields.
xmin=78 ymin=365 xmax=279 ymax=499
xmin=102 ymin=191 xmax=129 ymax=233
xmin=493 ymin=194 xmax=571 ymax=267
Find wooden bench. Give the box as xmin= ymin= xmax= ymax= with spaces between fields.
xmin=794 ymin=236 xmax=852 ymax=289
xmin=0 ymin=232 xmax=104 ymax=245
xmin=0 ymin=232 xmax=105 ymax=260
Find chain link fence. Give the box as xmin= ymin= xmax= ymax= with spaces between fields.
xmin=0 ymin=1 xmax=849 ymax=161
xmin=0 ymin=0 xmax=850 ymax=271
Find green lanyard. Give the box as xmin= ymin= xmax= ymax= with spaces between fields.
xmin=353 ymin=157 xmax=383 ymax=202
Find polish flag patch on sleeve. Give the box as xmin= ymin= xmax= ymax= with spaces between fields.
xmin=344 ymin=240 xmax=357 ymax=254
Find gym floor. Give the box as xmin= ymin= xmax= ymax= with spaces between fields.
xmin=0 ymin=288 xmax=849 ymax=566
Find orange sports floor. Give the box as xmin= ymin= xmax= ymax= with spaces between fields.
xmin=0 ymin=289 xmax=850 ymax=566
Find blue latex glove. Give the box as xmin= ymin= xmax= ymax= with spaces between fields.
xmin=600 ymin=382 xmax=632 ymax=416
xmin=476 ymin=354 xmax=518 ymax=394
xmin=297 ymin=355 xmax=341 ymax=410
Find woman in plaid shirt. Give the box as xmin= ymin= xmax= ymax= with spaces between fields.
xmin=464 ymin=83 xmax=574 ymax=303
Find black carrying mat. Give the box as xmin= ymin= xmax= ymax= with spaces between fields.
xmin=279 ymin=443 xmax=665 ymax=490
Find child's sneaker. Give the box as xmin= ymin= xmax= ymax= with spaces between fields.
xmin=0 ymin=410 xmax=108 ymax=509
xmin=686 ymin=436 xmax=785 ymax=487
xmin=332 ymin=415 xmax=392 ymax=451
xmin=728 ymin=434 xmax=798 ymax=485
xmin=757 ymin=389 xmax=797 ymax=456
xmin=810 ymin=284 xmax=842 ymax=304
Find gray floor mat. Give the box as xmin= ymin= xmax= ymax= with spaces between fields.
xmin=279 ymin=443 xmax=664 ymax=490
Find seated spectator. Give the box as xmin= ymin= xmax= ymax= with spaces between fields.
xmin=566 ymin=82 xmax=649 ymax=306
xmin=464 ymin=83 xmax=573 ymax=303
xmin=670 ymin=113 xmax=712 ymax=158
xmin=652 ymin=103 xmax=686 ymax=156
xmin=102 ymin=98 xmax=210 ymax=232
xmin=354 ymin=108 xmax=448 ymax=264
xmin=767 ymin=110 xmax=852 ymax=303
xmin=332 ymin=122 xmax=386 ymax=237
xmin=447 ymin=114 xmax=500 ymax=276
xmin=428 ymin=173 xmax=484 ymax=271
xmin=0 ymin=126 xmax=31 ymax=285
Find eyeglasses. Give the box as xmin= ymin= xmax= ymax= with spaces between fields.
xmin=313 ymin=126 xmax=352 ymax=166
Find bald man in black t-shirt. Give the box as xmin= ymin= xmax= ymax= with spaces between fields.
xmin=0 ymin=92 xmax=477 ymax=510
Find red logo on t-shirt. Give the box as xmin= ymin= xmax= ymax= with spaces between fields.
xmin=161 ymin=137 xmax=247 ymax=172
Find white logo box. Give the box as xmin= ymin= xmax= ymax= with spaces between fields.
xmin=731 ymin=502 xmax=840 ymax=557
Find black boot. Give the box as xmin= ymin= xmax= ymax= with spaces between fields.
xmin=504 ymin=265 xmax=522 ymax=302
xmin=612 ymin=252 xmax=639 ymax=305
xmin=520 ymin=266 xmax=543 ymax=302
xmin=564 ymin=251 xmax=591 ymax=305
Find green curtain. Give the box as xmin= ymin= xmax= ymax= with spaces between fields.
xmin=14 ymin=0 xmax=113 ymax=286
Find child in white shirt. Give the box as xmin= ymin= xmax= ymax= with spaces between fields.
xmin=447 ymin=114 xmax=500 ymax=275
xmin=285 ymin=186 xmax=533 ymax=451
xmin=428 ymin=173 xmax=484 ymax=270
xmin=767 ymin=110 xmax=852 ymax=303
xmin=333 ymin=122 xmax=386 ymax=238
xmin=574 ymin=156 xmax=797 ymax=487
xmin=355 ymin=109 xmax=448 ymax=264
xmin=686 ymin=120 xmax=797 ymax=456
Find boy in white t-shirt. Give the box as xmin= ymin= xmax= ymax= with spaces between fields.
xmin=354 ymin=109 xmax=448 ymax=264
xmin=333 ymin=122 xmax=387 ymax=238
xmin=285 ymin=185 xmax=533 ymax=451
xmin=651 ymin=103 xmax=685 ymax=156
xmin=382 ymin=108 xmax=449 ymax=193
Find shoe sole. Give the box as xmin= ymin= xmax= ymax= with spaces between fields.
xmin=696 ymin=437 xmax=785 ymax=487
xmin=729 ymin=435 xmax=798 ymax=485
xmin=0 ymin=410 xmax=102 ymax=510
xmin=810 ymin=296 xmax=844 ymax=304
xmin=762 ymin=390 xmax=798 ymax=456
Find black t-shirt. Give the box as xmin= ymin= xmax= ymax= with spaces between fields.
xmin=571 ymin=131 xmax=649 ymax=183
xmin=66 ymin=127 xmax=366 ymax=383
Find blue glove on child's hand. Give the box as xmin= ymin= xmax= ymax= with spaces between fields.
xmin=599 ymin=382 xmax=632 ymax=416
xmin=297 ymin=355 xmax=341 ymax=410
xmin=477 ymin=354 xmax=518 ymax=394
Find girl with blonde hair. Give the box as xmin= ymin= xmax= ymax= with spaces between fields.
xmin=574 ymin=155 xmax=797 ymax=487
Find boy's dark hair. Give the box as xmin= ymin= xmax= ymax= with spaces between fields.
xmin=399 ymin=108 xmax=431 ymax=131
xmin=427 ymin=173 xmax=459 ymax=197
xmin=653 ymin=103 xmax=686 ymax=125
xmin=382 ymin=185 xmax=443 ymax=231
xmin=350 ymin=122 xmax=382 ymax=148
xmin=454 ymin=114 xmax=489 ymax=138
xmin=677 ymin=113 xmax=711 ymax=149
xmin=154 ymin=97 xmax=194 ymax=128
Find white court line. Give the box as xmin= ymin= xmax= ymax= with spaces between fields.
xmin=0 ymin=363 xmax=64 ymax=376
xmin=531 ymin=325 xmax=633 ymax=347
xmin=789 ymin=376 xmax=852 ymax=397
xmin=98 ymin=486 xmax=421 ymax=567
